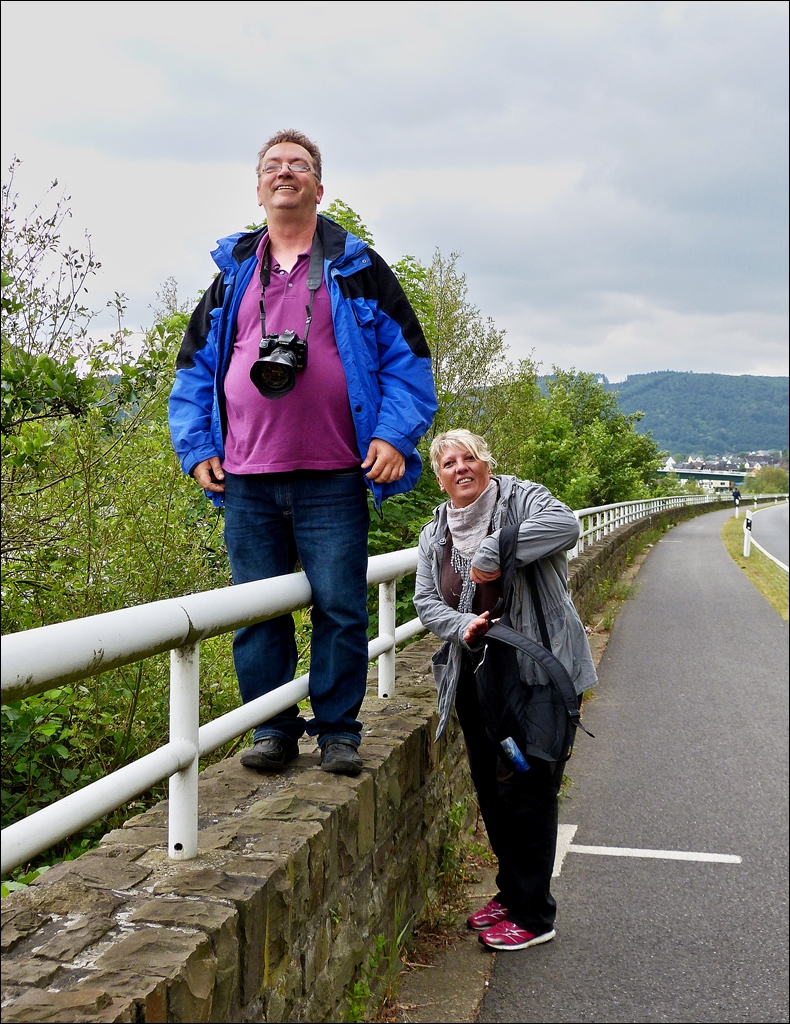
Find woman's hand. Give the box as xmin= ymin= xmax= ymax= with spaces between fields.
xmin=464 ymin=611 xmax=492 ymax=644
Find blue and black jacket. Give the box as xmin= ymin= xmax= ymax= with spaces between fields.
xmin=168 ymin=215 xmax=437 ymax=507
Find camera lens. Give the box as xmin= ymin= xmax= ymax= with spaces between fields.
xmin=250 ymin=348 xmax=297 ymax=398
xmin=259 ymin=362 xmax=291 ymax=392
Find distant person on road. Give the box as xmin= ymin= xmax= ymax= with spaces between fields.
xmin=169 ymin=129 xmax=437 ymax=776
xmin=732 ymin=486 xmax=742 ymax=507
xmin=414 ymin=430 xmax=597 ymax=951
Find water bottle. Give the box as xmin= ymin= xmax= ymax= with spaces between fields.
xmin=500 ymin=737 xmax=530 ymax=772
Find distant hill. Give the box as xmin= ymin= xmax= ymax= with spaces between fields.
xmin=600 ymin=371 xmax=788 ymax=456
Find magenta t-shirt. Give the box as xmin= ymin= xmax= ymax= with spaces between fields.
xmin=222 ymin=235 xmax=360 ymax=474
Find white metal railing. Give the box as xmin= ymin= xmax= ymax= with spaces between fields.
xmin=2 ymin=490 xmax=785 ymax=874
xmin=571 ymin=492 xmax=788 ymax=557
xmin=572 ymin=494 xmax=712 ymax=556
xmin=1 ymin=548 xmax=422 ymax=874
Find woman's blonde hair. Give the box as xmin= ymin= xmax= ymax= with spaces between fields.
xmin=429 ymin=429 xmax=498 ymax=476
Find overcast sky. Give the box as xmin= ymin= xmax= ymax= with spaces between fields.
xmin=2 ymin=1 xmax=787 ymax=381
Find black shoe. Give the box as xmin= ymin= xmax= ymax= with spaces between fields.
xmin=240 ymin=737 xmax=299 ymax=771
xmin=320 ymin=741 xmax=363 ymax=775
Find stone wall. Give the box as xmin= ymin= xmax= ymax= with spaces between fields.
xmin=1 ymin=498 xmax=735 ymax=1023
xmin=2 ymin=639 xmax=469 ymax=1024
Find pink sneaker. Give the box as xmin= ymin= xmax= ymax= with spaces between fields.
xmin=467 ymin=899 xmax=509 ymax=930
xmin=478 ymin=920 xmax=556 ymax=950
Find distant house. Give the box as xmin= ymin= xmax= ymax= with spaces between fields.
xmin=664 ymin=456 xmax=676 ymax=471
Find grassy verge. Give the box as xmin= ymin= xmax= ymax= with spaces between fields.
xmin=720 ymin=511 xmax=789 ymax=622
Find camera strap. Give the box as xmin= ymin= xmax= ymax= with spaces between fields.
xmin=259 ymin=230 xmax=325 ymax=346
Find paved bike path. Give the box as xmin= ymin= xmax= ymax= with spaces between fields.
xmin=478 ymin=508 xmax=789 ymax=1024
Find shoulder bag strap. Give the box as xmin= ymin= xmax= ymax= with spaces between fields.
xmin=526 ymin=562 xmax=552 ymax=651
xmin=495 ymin=522 xmax=520 ymax=625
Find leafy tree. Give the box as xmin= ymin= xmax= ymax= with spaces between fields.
xmin=393 ymin=250 xmax=526 ymax=439
xmin=494 ymin=369 xmax=664 ymax=508
xmin=743 ymin=466 xmax=789 ymax=493
xmin=322 ymin=199 xmax=375 ymax=246
xmin=1 ymin=171 xmax=239 ymax=861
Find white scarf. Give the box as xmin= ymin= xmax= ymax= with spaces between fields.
xmin=446 ymin=478 xmax=498 ymax=613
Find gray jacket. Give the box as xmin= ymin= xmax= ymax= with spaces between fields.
xmin=414 ymin=475 xmax=598 ymax=739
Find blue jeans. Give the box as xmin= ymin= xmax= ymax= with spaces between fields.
xmin=224 ymin=469 xmax=370 ymax=748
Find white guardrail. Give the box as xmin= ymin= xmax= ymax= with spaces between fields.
xmin=2 ymin=491 xmax=786 ymax=875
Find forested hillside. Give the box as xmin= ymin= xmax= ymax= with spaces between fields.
xmin=603 ymin=371 xmax=788 ymax=455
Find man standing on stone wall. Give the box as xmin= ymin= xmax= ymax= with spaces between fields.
xmin=169 ymin=130 xmax=437 ymax=776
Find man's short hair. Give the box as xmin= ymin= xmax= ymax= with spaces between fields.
xmin=429 ymin=429 xmax=498 ymax=476
xmin=256 ymin=130 xmax=323 ymax=181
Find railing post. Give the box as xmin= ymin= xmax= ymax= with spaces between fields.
xmin=169 ymin=643 xmax=199 ymax=860
xmin=743 ymin=513 xmax=752 ymax=558
xmin=378 ymin=580 xmax=396 ymax=698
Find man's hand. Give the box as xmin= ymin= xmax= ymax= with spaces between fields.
xmin=470 ymin=566 xmax=502 ymax=584
xmin=192 ymin=456 xmax=225 ymax=493
xmin=362 ymin=439 xmax=405 ymax=483
xmin=464 ymin=611 xmax=492 ymax=644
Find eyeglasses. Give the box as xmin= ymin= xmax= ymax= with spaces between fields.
xmin=261 ymin=161 xmax=317 ymax=177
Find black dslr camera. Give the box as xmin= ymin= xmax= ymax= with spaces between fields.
xmin=249 ymin=329 xmax=307 ymax=399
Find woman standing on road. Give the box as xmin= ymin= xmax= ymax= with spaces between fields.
xmin=414 ymin=429 xmax=596 ymax=950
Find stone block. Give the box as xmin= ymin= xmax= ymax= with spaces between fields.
xmin=1 ymin=987 xmax=122 ymax=1023
xmin=126 ymin=897 xmax=239 ymax=1018
xmin=302 ymin=915 xmax=332 ymax=989
xmin=247 ymin=791 xmax=333 ymax=822
xmin=1 ymin=958 xmax=62 ymax=987
xmin=120 ymin=803 xmax=167 ymax=828
xmin=100 ymin=826 xmax=166 ymax=848
xmin=355 ymin=772 xmax=375 ymax=857
xmin=197 ymin=821 xmax=244 ymax=851
xmin=195 ymin=759 xmax=265 ymax=816
xmin=8 ymin=874 xmax=125 ymax=919
xmin=243 ymin=816 xmax=322 ymax=858
xmin=150 ymin=866 xmax=267 ymax=1005
xmin=71 ymin=969 xmax=167 ymax=1023
xmin=30 ymin=848 xmax=150 ymax=893
xmin=95 ymin=926 xmax=217 ymax=1023
xmin=0 ymin=905 xmax=52 ymax=953
xmin=31 ymin=912 xmax=116 ymax=962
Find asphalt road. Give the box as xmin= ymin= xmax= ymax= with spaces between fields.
xmin=750 ymin=502 xmax=789 ymax=566
xmin=478 ymin=508 xmax=789 ymax=1024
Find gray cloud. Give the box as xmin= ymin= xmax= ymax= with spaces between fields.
xmin=1 ymin=1 xmax=787 ymax=377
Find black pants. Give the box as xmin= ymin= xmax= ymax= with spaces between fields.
xmin=455 ymin=655 xmax=569 ymax=934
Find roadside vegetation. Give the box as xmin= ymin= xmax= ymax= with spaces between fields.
xmin=742 ymin=466 xmax=789 ymax=494
xmin=2 ymin=166 xmax=670 ymax=883
xmin=720 ymin=511 xmax=789 ymax=621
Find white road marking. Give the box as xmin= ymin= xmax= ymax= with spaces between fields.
xmin=553 ymin=824 xmax=578 ymax=877
xmin=569 ymin=847 xmax=741 ymax=864
xmin=553 ymin=828 xmax=742 ymax=876
xmin=569 ymin=844 xmax=741 ymax=863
